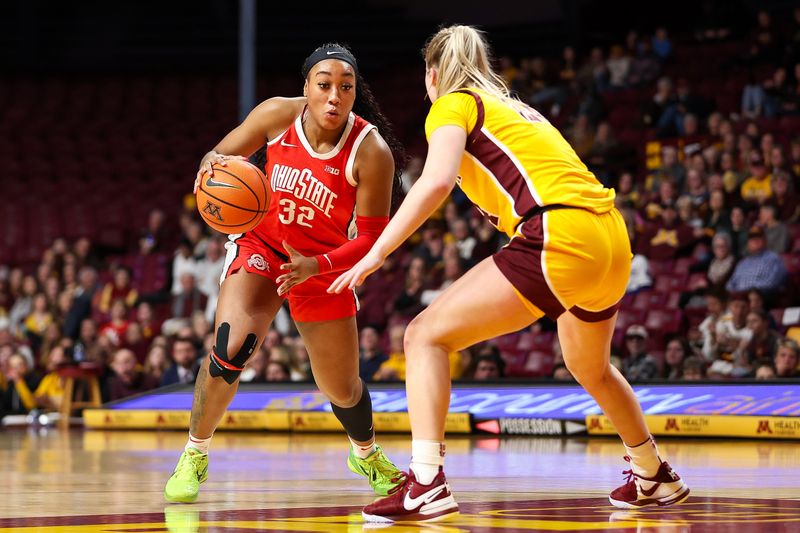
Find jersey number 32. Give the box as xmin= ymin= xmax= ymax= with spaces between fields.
xmin=278 ymin=198 xmax=314 ymax=228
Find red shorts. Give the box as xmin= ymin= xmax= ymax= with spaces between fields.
xmin=221 ymin=233 xmax=358 ymax=323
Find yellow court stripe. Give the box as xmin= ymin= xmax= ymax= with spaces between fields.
xmin=4 ymin=507 xmax=800 ymax=533
xmin=83 ymin=409 xmax=472 ymax=433
xmin=0 ymin=517 xmax=680 ymax=533
xmin=290 ymin=411 xmax=472 ymax=434
xmin=83 ymin=409 xmax=291 ymax=430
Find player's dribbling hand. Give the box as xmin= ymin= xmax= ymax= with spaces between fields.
xmin=276 ymin=241 xmax=319 ymax=296
xmin=327 ymin=251 xmax=384 ymax=294
xmin=195 ymin=151 xmax=249 ymax=193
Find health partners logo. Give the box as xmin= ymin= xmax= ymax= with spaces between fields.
xmin=773 ymin=419 xmax=800 ymax=435
xmin=662 ymin=416 xmax=709 ymax=434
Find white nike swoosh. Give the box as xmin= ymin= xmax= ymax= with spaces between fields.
xmin=205 ymin=176 xmax=240 ymax=189
xmin=403 ymin=485 xmax=445 ymax=511
xmin=280 ymin=139 xmax=298 ymax=147
xmin=326 ymin=51 xmax=338 ymax=55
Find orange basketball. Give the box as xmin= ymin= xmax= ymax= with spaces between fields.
xmin=196 ymin=159 xmax=270 ymax=234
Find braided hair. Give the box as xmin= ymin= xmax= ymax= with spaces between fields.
xmin=351 ymin=70 xmax=407 ymax=211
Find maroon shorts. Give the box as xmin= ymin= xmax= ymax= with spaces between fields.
xmin=221 ymin=233 xmax=358 ymax=323
xmin=493 ymin=208 xmax=630 ymax=322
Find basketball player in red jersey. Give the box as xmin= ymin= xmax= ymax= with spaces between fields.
xmin=164 ymin=43 xmax=406 ymax=503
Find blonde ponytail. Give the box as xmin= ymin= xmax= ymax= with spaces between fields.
xmin=423 ymin=25 xmax=527 ymax=113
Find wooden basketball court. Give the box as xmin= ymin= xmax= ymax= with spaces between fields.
xmin=1 ymin=429 xmax=798 ymax=531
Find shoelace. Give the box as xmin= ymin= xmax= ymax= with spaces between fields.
xmin=176 ymin=453 xmax=202 ymax=479
xmin=620 ymin=455 xmax=639 ymax=487
xmin=386 ymin=471 xmax=411 ymax=495
xmin=367 ymin=453 xmax=406 ymax=487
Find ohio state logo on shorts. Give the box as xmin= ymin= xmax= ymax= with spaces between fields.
xmin=247 ymin=254 xmax=268 ymax=271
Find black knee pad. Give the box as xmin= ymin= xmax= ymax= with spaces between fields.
xmin=208 ymin=322 xmax=258 ymax=384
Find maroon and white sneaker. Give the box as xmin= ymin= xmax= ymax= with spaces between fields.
xmin=609 ymin=456 xmax=690 ymax=509
xmin=362 ymin=467 xmax=459 ymax=523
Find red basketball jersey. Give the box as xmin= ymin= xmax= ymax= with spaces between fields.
xmin=253 ymin=110 xmax=376 ymax=256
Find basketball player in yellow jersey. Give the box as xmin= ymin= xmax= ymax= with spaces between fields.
xmin=330 ymin=25 xmax=689 ymax=523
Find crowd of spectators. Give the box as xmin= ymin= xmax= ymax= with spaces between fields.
xmin=2 ymin=8 xmax=800 ymax=422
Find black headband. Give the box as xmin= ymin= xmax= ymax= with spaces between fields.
xmin=301 ymin=46 xmax=359 ymax=78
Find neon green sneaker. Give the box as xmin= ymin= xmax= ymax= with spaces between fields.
xmin=347 ymin=444 xmax=406 ymax=496
xmin=164 ymin=448 xmax=208 ymax=503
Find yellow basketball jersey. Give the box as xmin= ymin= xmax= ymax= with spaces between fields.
xmin=425 ymin=88 xmax=615 ymax=237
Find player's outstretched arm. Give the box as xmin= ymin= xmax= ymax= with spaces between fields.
xmin=328 ymin=125 xmax=465 ymax=293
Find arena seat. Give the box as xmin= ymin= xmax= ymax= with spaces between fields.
xmin=633 ymin=290 xmax=667 ymax=311
xmin=687 ymin=272 xmax=708 ymax=289
xmin=644 ymin=309 xmax=683 ymax=340
xmin=653 ymin=273 xmax=689 ymax=294
xmin=523 ymin=350 xmax=555 ymax=377
xmin=618 ymin=306 xmax=646 ymax=325
xmin=501 ymin=349 xmax=530 ymax=377
xmin=665 ymin=291 xmax=682 ymax=309
xmin=494 ymin=332 xmax=522 ymax=352
xmin=782 ymin=254 xmax=800 ymax=275
xmin=673 ymin=257 xmax=694 ymax=275
xmin=648 ymin=259 xmax=675 ymax=278
xmin=516 ymin=330 xmax=555 ymax=352
xmin=684 ymin=307 xmax=708 ymax=328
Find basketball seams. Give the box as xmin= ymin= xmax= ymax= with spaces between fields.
xmin=213 ymin=163 xmax=264 ymax=213
xmin=241 ymin=160 xmax=269 ymax=212
xmin=197 ymin=195 xmax=262 ymax=228
xmin=196 ymin=160 xmax=270 ymax=233
xmin=252 ymin=161 xmax=269 ymax=210
xmin=197 ymin=186 xmax=265 ymax=230
xmin=200 ymin=214 xmax=261 ymax=229
xmin=197 ymin=186 xmax=264 ymax=214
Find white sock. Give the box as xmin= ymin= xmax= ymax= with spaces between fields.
xmin=186 ymin=433 xmax=212 ymax=455
xmin=625 ymin=436 xmax=661 ymax=477
xmin=410 ymin=439 xmax=445 ymax=485
xmin=350 ymin=437 xmax=376 ymax=459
